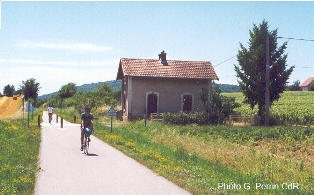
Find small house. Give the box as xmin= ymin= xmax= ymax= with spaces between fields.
xmin=300 ymin=77 xmax=314 ymax=91
xmin=116 ymin=51 xmax=219 ymax=120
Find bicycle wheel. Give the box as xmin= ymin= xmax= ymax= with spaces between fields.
xmin=84 ymin=135 xmax=89 ymax=155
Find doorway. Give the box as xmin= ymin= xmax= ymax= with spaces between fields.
xmin=147 ymin=93 xmax=158 ymax=117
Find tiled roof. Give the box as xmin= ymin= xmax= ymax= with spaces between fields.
xmin=116 ymin=58 xmax=219 ymax=80
xmin=300 ymin=77 xmax=314 ymax=87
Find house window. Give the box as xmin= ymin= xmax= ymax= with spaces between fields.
xmin=182 ymin=93 xmax=193 ymax=112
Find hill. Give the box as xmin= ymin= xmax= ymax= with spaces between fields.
xmin=39 ymin=80 xmax=122 ymax=100
xmin=77 ymin=80 xmax=122 ymax=92
xmin=39 ymin=81 xmax=239 ymax=100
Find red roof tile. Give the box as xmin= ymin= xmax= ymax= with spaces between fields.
xmin=300 ymin=77 xmax=314 ymax=87
xmin=117 ymin=58 xmax=219 ymax=80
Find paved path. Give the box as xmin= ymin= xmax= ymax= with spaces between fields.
xmin=35 ymin=111 xmax=191 ymax=195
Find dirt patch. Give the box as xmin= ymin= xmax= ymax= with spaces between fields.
xmin=0 ymin=96 xmax=23 ymax=119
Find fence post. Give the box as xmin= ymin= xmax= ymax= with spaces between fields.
xmin=61 ymin=118 xmax=63 ymax=129
xmin=38 ymin=115 xmax=40 ymax=127
xmin=229 ymin=115 xmax=232 ymax=126
xmin=74 ymin=115 xmax=76 ymax=123
xmin=56 ymin=115 xmax=58 ymax=123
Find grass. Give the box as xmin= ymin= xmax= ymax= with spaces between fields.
xmin=55 ymin=108 xmax=314 ymax=194
xmin=92 ymin=120 xmax=314 ymax=195
xmin=53 ymin=107 xmax=80 ymax=124
xmin=0 ymin=111 xmax=41 ymax=195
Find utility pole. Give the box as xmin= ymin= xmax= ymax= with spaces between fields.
xmin=265 ymin=35 xmax=270 ymax=126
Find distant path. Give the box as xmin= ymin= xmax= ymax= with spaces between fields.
xmin=35 ymin=111 xmax=191 ymax=195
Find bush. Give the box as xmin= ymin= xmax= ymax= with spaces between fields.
xmin=253 ymin=114 xmax=281 ymax=126
xmin=199 ymin=86 xmax=240 ymax=124
xmin=163 ymin=112 xmax=207 ymax=125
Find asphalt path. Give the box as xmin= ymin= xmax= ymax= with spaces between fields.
xmin=34 ymin=111 xmax=191 ymax=195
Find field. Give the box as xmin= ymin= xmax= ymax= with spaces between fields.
xmin=223 ymin=91 xmax=314 ymax=125
xmin=0 ymin=96 xmax=23 ymax=119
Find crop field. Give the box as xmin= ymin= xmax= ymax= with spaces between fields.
xmin=223 ymin=91 xmax=314 ymax=125
xmin=0 ymin=96 xmax=22 ymax=119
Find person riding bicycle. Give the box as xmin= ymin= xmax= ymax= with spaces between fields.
xmin=47 ymin=105 xmax=53 ymax=123
xmin=80 ymin=107 xmax=94 ymax=151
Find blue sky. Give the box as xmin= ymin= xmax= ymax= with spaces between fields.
xmin=0 ymin=1 xmax=314 ymax=95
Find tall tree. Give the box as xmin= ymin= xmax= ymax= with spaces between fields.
xmin=21 ymin=78 xmax=41 ymax=103
xmin=234 ymin=20 xmax=294 ymax=123
xmin=58 ymin=83 xmax=77 ymax=98
xmin=3 ymin=84 xmax=15 ymax=96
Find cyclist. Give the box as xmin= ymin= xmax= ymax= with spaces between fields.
xmin=47 ymin=105 xmax=53 ymax=123
xmin=80 ymin=107 xmax=94 ymax=151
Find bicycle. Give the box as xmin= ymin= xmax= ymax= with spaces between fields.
xmin=82 ymin=128 xmax=93 ymax=155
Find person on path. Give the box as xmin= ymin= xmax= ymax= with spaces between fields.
xmin=47 ymin=105 xmax=53 ymax=123
xmin=80 ymin=107 xmax=94 ymax=151
xmin=81 ymin=103 xmax=86 ymax=114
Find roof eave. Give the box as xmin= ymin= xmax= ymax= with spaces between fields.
xmin=121 ymin=74 xmax=219 ymax=80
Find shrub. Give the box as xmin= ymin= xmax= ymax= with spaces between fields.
xmin=163 ymin=112 xmax=207 ymax=125
xmin=253 ymin=114 xmax=281 ymax=126
xmin=199 ymin=86 xmax=240 ymax=124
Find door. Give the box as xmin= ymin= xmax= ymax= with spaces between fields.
xmin=183 ymin=94 xmax=192 ymax=112
xmin=147 ymin=93 xmax=158 ymax=117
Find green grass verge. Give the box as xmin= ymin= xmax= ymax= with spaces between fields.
xmin=53 ymin=108 xmax=80 ymax=124
xmin=0 ymin=111 xmax=41 ymax=195
xmin=93 ymin=121 xmax=313 ymax=195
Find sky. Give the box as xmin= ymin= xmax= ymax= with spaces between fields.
xmin=0 ymin=1 xmax=314 ymax=96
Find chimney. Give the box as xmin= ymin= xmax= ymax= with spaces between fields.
xmin=158 ymin=50 xmax=168 ymax=65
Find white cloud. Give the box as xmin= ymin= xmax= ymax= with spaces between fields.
xmin=0 ymin=58 xmax=119 ymax=68
xmin=16 ymin=40 xmax=115 ymax=53
xmin=1 ymin=40 xmax=120 ymax=95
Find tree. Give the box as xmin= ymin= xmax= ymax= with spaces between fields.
xmin=286 ymin=80 xmax=301 ymax=91
xmin=58 ymin=83 xmax=77 ymax=98
xmin=309 ymin=81 xmax=314 ymax=91
xmin=97 ymin=83 xmax=118 ymax=107
xmin=199 ymin=86 xmax=240 ymax=124
xmin=3 ymin=84 xmax=15 ymax=96
xmin=21 ymin=78 xmax=41 ymax=103
xmin=234 ymin=20 xmax=294 ymax=124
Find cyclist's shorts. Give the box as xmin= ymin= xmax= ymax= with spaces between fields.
xmin=83 ymin=128 xmax=93 ymax=135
